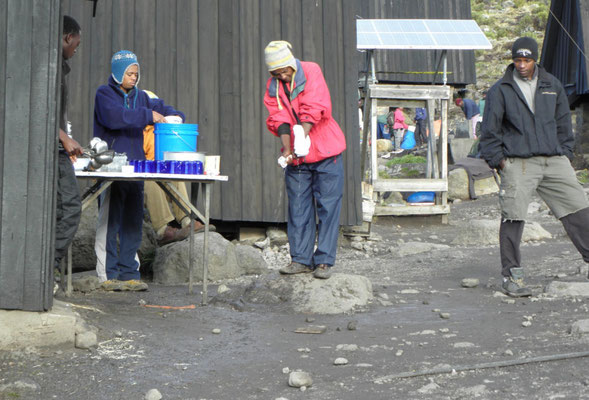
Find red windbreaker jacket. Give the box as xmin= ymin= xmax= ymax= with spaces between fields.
xmin=264 ymin=60 xmax=346 ymax=165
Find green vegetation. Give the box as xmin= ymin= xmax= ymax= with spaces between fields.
xmin=400 ymin=168 xmax=422 ymax=178
xmin=385 ymin=154 xmax=426 ymax=167
xmin=577 ymin=169 xmax=589 ymax=185
xmin=378 ymin=170 xmax=391 ymax=179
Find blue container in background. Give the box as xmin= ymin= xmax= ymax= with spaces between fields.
xmin=407 ymin=191 xmax=435 ymax=203
xmin=154 ymin=123 xmax=199 ymax=161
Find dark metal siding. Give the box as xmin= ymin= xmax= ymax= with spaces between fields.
xmin=60 ymin=0 xmax=362 ymax=225
xmin=357 ymin=0 xmax=477 ymax=85
xmin=0 ymin=0 xmax=61 ymax=311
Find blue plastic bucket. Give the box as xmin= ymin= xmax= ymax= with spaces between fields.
xmin=154 ymin=123 xmax=199 ymax=161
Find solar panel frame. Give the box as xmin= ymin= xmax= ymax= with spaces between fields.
xmin=356 ymin=19 xmax=492 ymax=50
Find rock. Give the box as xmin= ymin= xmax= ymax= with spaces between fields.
xmin=417 ymin=381 xmax=440 ymax=394
xmin=336 ymin=344 xmax=359 ymax=351
xmin=152 ymin=232 xmax=241 ymax=284
xmin=376 ymin=139 xmax=393 ymax=152
xmin=217 ymin=284 xmax=230 ymax=294
xmin=396 ymin=350 xmax=403 ymax=356
xmin=448 ymin=167 xmax=498 ymax=201
xmin=545 ymin=281 xmax=589 ymax=297
xmin=347 ymin=320 xmax=358 ymax=331
xmin=439 ymin=313 xmax=451 ymax=319
xmin=453 ymin=342 xmax=475 ymax=348
xmin=452 ymin=220 xmax=551 ymax=246
xmin=570 ymin=319 xmax=589 ymax=334
xmin=461 ymin=278 xmax=479 ymax=288
xmin=254 ymin=236 xmax=270 ymax=249
xmin=522 ymin=321 xmax=532 ymax=327
xmin=334 ymin=357 xmax=348 ymax=365
xmin=75 ymin=331 xmax=97 ymax=349
xmin=504 ymin=349 xmax=514 ymax=356
xmin=350 ymin=241 xmax=364 ymax=251
xmin=212 ymin=328 xmax=221 ymax=334
xmin=288 ymin=371 xmax=313 ymax=388
xmin=394 ymin=242 xmax=450 ymax=257
xmin=266 ymin=226 xmax=288 ymax=245
xmin=400 ymin=289 xmax=420 ymax=294
xmin=144 ymin=389 xmax=162 ymax=400
xmin=234 ymin=244 xmax=269 ymax=275
xmin=72 ymin=275 xmax=102 ymax=292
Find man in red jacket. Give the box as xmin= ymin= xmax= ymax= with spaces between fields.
xmin=264 ymin=41 xmax=346 ymax=279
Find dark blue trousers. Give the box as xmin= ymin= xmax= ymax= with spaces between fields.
xmin=95 ymin=181 xmax=144 ymax=281
xmin=285 ymin=154 xmax=344 ymax=267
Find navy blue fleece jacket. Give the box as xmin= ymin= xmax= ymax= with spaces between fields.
xmin=93 ymin=76 xmax=185 ymax=160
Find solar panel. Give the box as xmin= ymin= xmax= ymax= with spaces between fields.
xmin=357 ymin=19 xmax=492 ymax=50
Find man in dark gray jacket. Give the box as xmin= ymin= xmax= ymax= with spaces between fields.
xmin=480 ymin=37 xmax=589 ymax=297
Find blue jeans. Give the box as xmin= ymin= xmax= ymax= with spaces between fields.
xmin=285 ymin=154 xmax=344 ymax=267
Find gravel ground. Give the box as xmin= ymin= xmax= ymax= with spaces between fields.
xmin=2 ymin=194 xmax=589 ymax=400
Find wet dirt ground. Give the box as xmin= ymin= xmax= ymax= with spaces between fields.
xmin=2 ymin=195 xmax=589 ymax=400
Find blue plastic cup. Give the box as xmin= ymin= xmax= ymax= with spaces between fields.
xmin=145 ymin=160 xmax=156 ymax=173
xmin=194 ymin=161 xmax=203 ymax=175
xmin=156 ymin=160 xmax=169 ymax=174
xmin=134 ymin=160 xmax=145 ymax=173
xmin=170 ymin=160 xmax=183 ymax=174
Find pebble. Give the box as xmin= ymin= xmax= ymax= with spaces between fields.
xmin=75 ymin=331 xmax=97 ymax=349
xmin=347 ymin=320 xmax=358 ymax=331
xmin=356 ymin=363 xmax=373 ymax=368
xmin=351 ymin=242 xmax=364 ymax=251
xmin=336 ymin=344 xmax=358 ymax=351
xmin=396 ymin=350 xmax=403 ymax=356
xmin=378 ymin=293 xmax=389 ymax=300
xmin=400 ymin=289 xmax=419 ymax=294
xmin=300 ymin=386 xmax=307 ymax=392
xmin=144 ymin=389 xmax=162 ymax=400
xmin=305 ymin=317 xmax=315 ymax=323
xmin=297 ymin=348 xmax=311 ymax=353
xmin=217 ymin=284 xmax=230 ymax=294
xmin=212 ymin=328 xmax=221 ymax=334
xmin=461 ymin=278 xmax=479 ymax=288
xmin=522 ymin=321 xmax=532 ymax=327
xmin=453 ymin=342 xmax=475 ymax=348
xmin=502 ymin=299 xmax=516 ymax=304
xmin=282 ymin=367 xmax=290 ymax=374
xmin=288 ymin=371 xmax=313 ymax=388
xmin=334 ymin=357 xmax=349 ymax=365
xmin=138 ymin=299 xmax=147 ymax=306
xmin=504 ymin=349 xmax=514 ymax=356
xmin=438 ymin=328 xmax=450 ymax=333
xmin=439 ymin=313 xmax=451 ymax=319
xmin=432 ymin=308 xmax=441 ymax=313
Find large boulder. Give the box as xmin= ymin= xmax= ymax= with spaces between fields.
xmin=451 ymin=219 xmax=551 ymax=246
xmin=448 ymin=168 xmax=499 ymax=201
xmin=215 ymin=273 xmax=373 ymax=314
xmin=152 ymin=232 xmax=267 ymax=284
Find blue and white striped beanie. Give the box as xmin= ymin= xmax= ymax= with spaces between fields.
xmin=111 ymin=50 xmax=140 ymax=84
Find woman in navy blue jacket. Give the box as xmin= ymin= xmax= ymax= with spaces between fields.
xmin=93 ymin=50 xmax=184 ymax=290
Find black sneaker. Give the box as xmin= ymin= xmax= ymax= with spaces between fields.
xmin=502 ymin=267 xmax=532 ymax=297
xmin=279 ymin=262 xmax=313 ymax=275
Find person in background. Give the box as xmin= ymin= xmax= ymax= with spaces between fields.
xmin=54 ymin=15 xmax=83 ymax=281
xmin=142 ymin=90 xmax=210 ymax=246
xmin=93 ymin=51 xmax=185 ymax=291
xmin=478 ymin=90 xmax=487 ymax=120
xmin=387 ymin=107 xmax=408 ymax=150
xmin=264 ymin=40 xmax=346 ymax=279
xmin=413 ymin=107 xmax=427 ymax=147
xmin=455 ymin=97 xmax=481 ymax=139
xmin=479 ymin=36 xmax=589 ymax=297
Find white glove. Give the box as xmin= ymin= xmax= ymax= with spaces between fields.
xmin=277 ymin=154 xmax=293 ymax=169
xmin=293 ymin=124 xmax=311 ymax=157
xmin=164 ymin=115 xmax=183 ymax=124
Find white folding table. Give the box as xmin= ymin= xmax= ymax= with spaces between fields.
xmin=68 ymin=171 xmax=228 ymax=305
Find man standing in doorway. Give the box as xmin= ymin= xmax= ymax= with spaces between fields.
xmin=55 ymin=15 xmax=83 ymax=279
xmin=480 ymin=37 xmax=589 ymax=297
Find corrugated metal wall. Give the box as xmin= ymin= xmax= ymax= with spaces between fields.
xmin=358 ymin=0 xmax=476 ymax=85
xmin=0 ymin=0 xmax=61 ymax=311
xmin=60 ymin=0 xmax=363 ymax=225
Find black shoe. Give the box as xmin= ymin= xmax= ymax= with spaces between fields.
xmin=502 ymin=267 xmax=532 ymax=297
xmin=313 ymin=264 xmax=332 ymax=279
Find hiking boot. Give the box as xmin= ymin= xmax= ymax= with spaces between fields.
xmin=120 ymin=279 xmax=148 ymax=291
xmin=502 ymin=267 xmax=532 ymax=297
xmin=157 ymin=225 xmax=190 ymax=246
xmin=313 ymin=264 xmax=332 ymax=279
xmin=279 ymin=262 xmax=313 ymax=275
xmin=101 ymin=279 xmax=124 ymax=291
